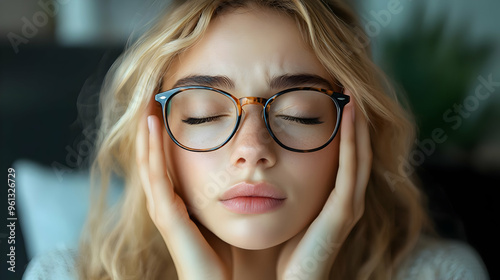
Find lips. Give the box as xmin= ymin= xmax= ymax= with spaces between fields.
xmin=219 ymin=182 xmax=286 ymax=214
xmin=220 ymin=182 xmax=286 ymax=200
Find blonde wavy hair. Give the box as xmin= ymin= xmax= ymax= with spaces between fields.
xmin=78 ymin=0 xmax=432 ymax=279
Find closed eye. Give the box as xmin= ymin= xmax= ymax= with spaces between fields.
xmin=277 ymin=115 xmax=323 ymax=124
xmin=182 ymin=115 xmax=224 ymax=125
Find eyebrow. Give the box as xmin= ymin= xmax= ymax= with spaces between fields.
xmin=172 ymin=75 xmax=235 ymax=89
xmin=171 ymin=73 xmax=335 ymax=91
xmin=269 ymin=74 xmax=334 ymax=90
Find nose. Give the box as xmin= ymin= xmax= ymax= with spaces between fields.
xmin=229 ymin=104 xmax=277 ymax=169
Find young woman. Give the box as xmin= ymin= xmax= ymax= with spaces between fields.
xmin=24 ymin=0 xmax=488 ymax=279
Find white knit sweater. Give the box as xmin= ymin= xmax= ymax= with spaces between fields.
xmin=22 ymin=236 xmax=489 ymax=280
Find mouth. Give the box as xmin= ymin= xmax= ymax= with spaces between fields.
xmin=219 ymin=182 xmax=286 ymax=214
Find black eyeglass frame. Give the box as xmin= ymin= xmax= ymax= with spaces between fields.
xmin=154 ymin=86 xmax=350 ymax=153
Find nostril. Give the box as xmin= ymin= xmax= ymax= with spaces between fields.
xmin=235 ymin=158 xmax=246 ymax=166
xmin=257 ymin=158 xmax=269 ymax=165
xmin=234 ymin=157 xmax=271 ymax=168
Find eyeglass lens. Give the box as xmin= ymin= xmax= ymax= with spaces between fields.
xmin=165 ymin=88 xmax=338 ymax=151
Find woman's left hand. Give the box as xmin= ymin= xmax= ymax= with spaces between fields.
xmin=277 ymin=92 xmax=372 ymax=280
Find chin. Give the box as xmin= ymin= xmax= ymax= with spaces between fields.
xmin=214 ymin=219 xmax=296 ymax=250
xmin=193 ymin=206 xmax=307 ymax=250
xmin=224 ymin=235 xmax=285 ymax=250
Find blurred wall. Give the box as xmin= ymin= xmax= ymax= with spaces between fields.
xmin=0 ymin=0 xmax=165 ymax=48
xmin=355 ymin=0 xmax=500 ymax=170
xmin=354 ymin=1 xmax=499 ymax=279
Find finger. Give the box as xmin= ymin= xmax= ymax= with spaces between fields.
xmin=148 ymin=114 xmax=169 ymax=188
xmin=136 ymin=109 xmax=153 ymax=204
xmin=330 ymin=99 xmax=357 ymax=212
xmin=354 ymin=105 xmax=372 ymax=206
xmin=147 ymin=114 xmax=178 ymax=211
xmin=148 ymin=114 xmax=193 ymax=228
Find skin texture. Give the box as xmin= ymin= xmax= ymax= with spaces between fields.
xmin=164 ymin=7 xmax=340 ymax=250
xmin=137 ymin=6 xmax=372 ymax=280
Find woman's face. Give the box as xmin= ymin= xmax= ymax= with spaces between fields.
xmin=162 ymin=7 xmax=340 ymax=250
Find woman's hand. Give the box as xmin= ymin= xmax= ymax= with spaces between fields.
xmin=277 ymin=93 xmax=373 ymax=280
xmin=136 ymin=101 xmax=230 ymax=280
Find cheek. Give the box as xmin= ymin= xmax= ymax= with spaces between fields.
xmin=282 ymin=138 xmax=340 ymax=212
xmin=164 ymin=134 xmax=226 ymax=204
xmin=289 ymin=137 xmax=338 ymax=183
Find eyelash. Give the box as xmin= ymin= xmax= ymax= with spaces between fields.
xmin=278 ymin=115 xmax=323 ymax=124
xmin=183 ymin=115 xmax=323 ymax=125
xmin=182 ymin=116 xmax=223 ymax=125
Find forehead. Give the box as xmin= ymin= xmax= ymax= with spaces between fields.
xmin=164 ymin=6 xmax=331 ymax=90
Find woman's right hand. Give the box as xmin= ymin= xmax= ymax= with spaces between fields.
xmin=135 ymin=101 xmax=230 ymax=280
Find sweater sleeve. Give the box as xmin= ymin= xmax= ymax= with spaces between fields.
xmin=395 ymin=236 xmax=489 ymax=280
xmin=23 ymin=248 xmax=79 ymax=280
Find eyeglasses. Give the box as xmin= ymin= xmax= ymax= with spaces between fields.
xmin=155 ymin=86 xmax=349 ymax=153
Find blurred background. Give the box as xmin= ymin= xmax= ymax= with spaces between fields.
xmin=0 ymin=0 xmax=498 ymax=279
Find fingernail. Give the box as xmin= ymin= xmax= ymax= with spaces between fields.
xmin=147 ymin=115 xmax=153 ymax=132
